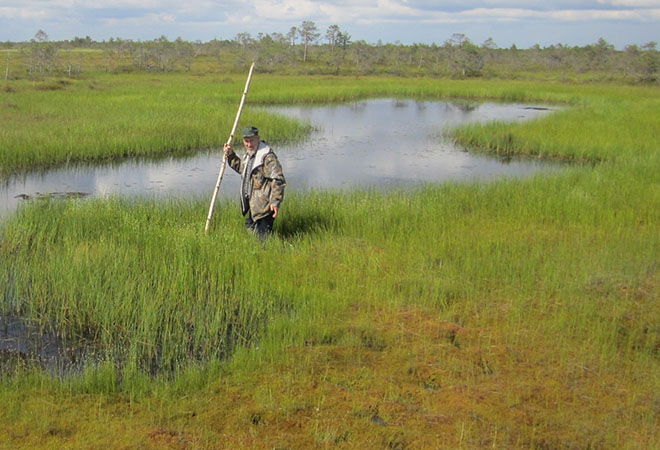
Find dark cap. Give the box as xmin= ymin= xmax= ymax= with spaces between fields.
xmin=241 ymin=126 xmax=259 ymax=137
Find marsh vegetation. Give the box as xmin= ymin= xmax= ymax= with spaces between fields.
xmin=0 ymin=98 xmax=558 ymax=218
xmin=0 ymin=68 xmax=659 ymax=447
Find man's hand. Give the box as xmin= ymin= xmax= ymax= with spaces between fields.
xmin=223 ymin=143 xmax=233 ymax=156
xmin=270 ymin=204 xmax=279 ymax=218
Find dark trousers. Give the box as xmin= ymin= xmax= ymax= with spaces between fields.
xmin=245 ymin=212 xmax=275 ymax=240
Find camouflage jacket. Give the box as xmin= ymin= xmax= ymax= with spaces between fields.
xmin=227 ymin=141 xmax=286 ymax=220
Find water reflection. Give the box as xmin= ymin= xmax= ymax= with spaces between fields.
xmin=266 ymin=99 xmax=556 ymax=190
xmin=0 ymin=314 xmax=97 ymax=376
xmin=0 ymin=99 xmax=558 ymax=220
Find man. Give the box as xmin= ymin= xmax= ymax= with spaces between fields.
xmin=223 ymin=126 xmax=286 ymax=239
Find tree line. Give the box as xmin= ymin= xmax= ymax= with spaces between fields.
xmin=2 ymin=23 xmax=659 ymax=83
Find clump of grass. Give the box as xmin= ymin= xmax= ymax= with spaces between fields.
xmin=0 ymin=74 xmax=312 ymax=173
xmin=1 ymin=196 xmax=299 ymax=381
xmin=451 ymin=85 xmax=660 ymax=164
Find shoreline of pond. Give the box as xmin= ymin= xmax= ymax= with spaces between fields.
xmin=0 ymin=98 xmax=560 ymax=221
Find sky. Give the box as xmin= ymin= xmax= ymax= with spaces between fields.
xmin=1 ymin=0 xmax=659 ymax=49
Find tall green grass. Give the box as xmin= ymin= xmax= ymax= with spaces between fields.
xmin=1 ymin=76 xmax=659 ymax=447
xmin=1 ymin=162 xmax=658 ymax=387
xmin=452 ymin=87 xmax=660 ymax=163
xmin=1 ymin=76 xmax=658 ymax=384
xmin=3 ymin=74 xmax=654 ymax=174
xmin=0 ymin=74 xmax=311 ymax=173
xmin=1 ymin=197 xmax=294 ymax=378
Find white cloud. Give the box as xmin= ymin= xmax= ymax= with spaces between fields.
xmin=452 ymin=6 xmax=660 ymax=22
xmin=326 ymin=2 xmax=660 ymax=24
xmin=376 ymin=0 xmax=423 ymax=16
xmin=0 ymin=7 xmax=50 ymax=20
xmin=251 ymin=0 xmax=322 ymax=20
xmin=1 ymin=0 xmax=659 ymax=46
xmin=550 ymin=8 xmax=660 ymax=19
xmin=598 ymin=0 xmax=660 ymax=5
xmin=75 ymin=0 xmax=172 ymax=8
xmin=100 ymin=12 xmax=177 ymax=26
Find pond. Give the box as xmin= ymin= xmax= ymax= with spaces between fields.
xmin=0 ymin=98 xmax=558 ymax=221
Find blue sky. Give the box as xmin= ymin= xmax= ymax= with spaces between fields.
xmin=1 ymin=0 xmax=658 ymax=48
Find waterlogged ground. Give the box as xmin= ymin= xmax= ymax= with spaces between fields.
xmin=1 ymin=81 xmax=659 ymax=448
xmin=0 ymin=316 xmax=74 ymax=375
xmin=0 ymin=99 xmax=557 ymax=220
xmin=0 ymin=98 xmax=558 ymax=370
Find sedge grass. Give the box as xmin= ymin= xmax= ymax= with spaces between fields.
xmin=0 ymin=74 xmax=312 ymax=173
xmin=2 ymin=74 xmax=656 ymax=175
xmin=1 ymin=76 xmax=659 ymax=447
xmin=1 ymin=167 xmax=657 ymax=373
xmin=1 ymin=164 xmax=658 ymax=447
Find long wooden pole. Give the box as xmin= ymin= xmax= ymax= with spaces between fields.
xmin=204 ymin=62 xmax=255 ymax=233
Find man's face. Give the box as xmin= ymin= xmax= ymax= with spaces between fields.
xmin=243 ymin=135 xmax=259 ymax=152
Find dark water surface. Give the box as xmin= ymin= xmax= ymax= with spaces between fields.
xmin=1 ymin=98 xmax=558 ymax=220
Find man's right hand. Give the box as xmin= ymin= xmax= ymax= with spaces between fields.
xmin=223 ymin=143 xmax=233 ymax=156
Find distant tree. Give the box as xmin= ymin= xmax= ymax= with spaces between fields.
xmin=444 ymin=33 xmax=483 ymax=77
xmin=34 ymin=30 xmax=48 ymax=44
xmin=285 ymin=27 xmax=298 ymax=61
xmin=253 ymin=33 xmax=290 ymax=70
xmin=72 ymin=36 xmax=93 ymax=47
xmin=541 ymin=43 xmax=572 ymax=71
xmin=299 ymin=21 xmax=320 ymax=62
xmin=149 ymin=35 xmax=175 ymax=71
xmin=175 ymin=37 xmax=195 ymax=71
xmin=482 ymin=37 xmax=497 ymax=50
xmin=101 ymin=38 xmax=127 ymax=70
xmin=639 ymin=41 xmax=659 ymax=81
xmin=625 ymin=44 xmax=640 ymax=56
xmin=448 ymin=33 xmax=468 ymax=48
xmin=5 ymin=49 xmax=10 ymax=81
xmin=337 ymin=31 xmax=351 ymax=50
xmin=480 ymin=37 xmax=498 ymax=69
xmin=8 ymin=29 xmax=660 ymax=82
xmin=325 ymin=24 xmax=341 ymax=53
xmin=286 ymin=27 xmax=298 ymax=46
xmin=257 ymin=33 xmax=269 ymax=44
xmin=350 ymin=40 xmax=375 ymax=73
xmin=411 ymin=43 xmax=430 ymax=69
xmin=586 ymin=37 xmax=615 ymax=69
xmin=270 ymin=32 xmax=287 ymax=44
xmin=235 ymin=32 xmax=253 ymax=49
xmin=27 ymin=29 xmax=58 ymax=75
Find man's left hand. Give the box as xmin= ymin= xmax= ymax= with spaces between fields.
xmin=270 ymin=204 xmax=279 ymax=218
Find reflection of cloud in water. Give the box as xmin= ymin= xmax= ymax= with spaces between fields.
xmin=1 ymin=99 xmax=560 ymax=219
xmin=271 ymin=99 xmax=556 ymax=189
xmin=90 ymin=155 xmax=240 ymax=201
